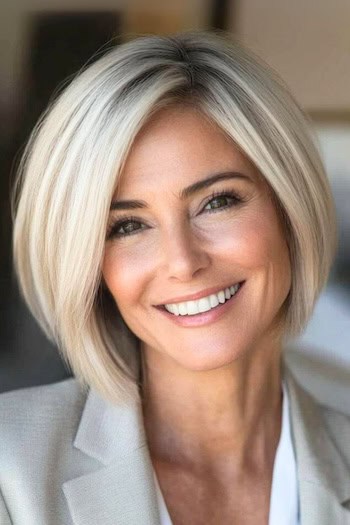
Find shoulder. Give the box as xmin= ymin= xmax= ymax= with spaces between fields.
xmin=285 ymin=364 xmax=350 ymax=469
xmin=0 ymin=376 xmax=86 ymax=415
xmin=283 ymin=354 xmax=350 ymax=433
xmin=319 ymin=402 xmax=350 ymax=458
xmin=285 ymin=362 xmax=350 ymax=428
xmin=0 ymin=380 xmax=103 ymax=523
xmin=0 ymin=378 xmax=87 ymax=449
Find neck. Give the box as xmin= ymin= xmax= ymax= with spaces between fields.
xmin=140 ymin=340 xmax=283 ymax=475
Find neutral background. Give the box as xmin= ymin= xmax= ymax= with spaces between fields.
xmin=1 ymin=0 xmax=349 ymax=414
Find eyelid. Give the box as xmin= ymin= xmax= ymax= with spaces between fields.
xmin=200 ymin=189 xmax=243 ymax=209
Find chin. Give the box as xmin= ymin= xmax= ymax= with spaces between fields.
xmin=167 ymin=342 xmax=247 ymax=372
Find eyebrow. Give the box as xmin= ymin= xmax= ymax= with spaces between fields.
xmin=110 ymin=171 xmax=252 ymax=211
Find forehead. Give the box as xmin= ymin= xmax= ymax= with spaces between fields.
xmin=116 ymin=106 xmax=265 ymax=196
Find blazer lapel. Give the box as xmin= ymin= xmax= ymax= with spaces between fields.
xmin=284 ymin=364 xmax=350 ymax=524
xmin=62 ymin=384 xmax=161 ymax=525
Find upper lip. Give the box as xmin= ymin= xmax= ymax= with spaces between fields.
xmin=154 ymin=281 xmax=244 ymax=306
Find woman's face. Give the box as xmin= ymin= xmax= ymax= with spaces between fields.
xmin=102 ymin=107 xmax=291 ymax=371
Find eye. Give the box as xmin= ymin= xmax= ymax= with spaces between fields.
xmin=107 ymin=190 xmax=243 ymax=240
xmin=106 ymin=216 xmax=147 ymax=240
xmin=202 ymin=191 xmax=242 ymax=213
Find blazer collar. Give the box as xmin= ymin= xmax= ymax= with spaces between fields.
xmin=72 ymin=383 xmax=145 ymax=465
xmin=62 ymin=384 xmax=161 ymax=525
xmin=63 ymin=362 xmax=350 ymax=525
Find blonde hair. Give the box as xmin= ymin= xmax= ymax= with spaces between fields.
xmin=12 ymin=31 xmax=337 ymax=403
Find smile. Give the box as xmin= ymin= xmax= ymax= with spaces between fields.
xmin=154 ymin=281 xmax=245 ymax=328
xmin=164 ymin=282 xmax=242 ymax=316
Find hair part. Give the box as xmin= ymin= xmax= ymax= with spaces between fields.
xmin=12 ymin=30 xmax=337 ymax=403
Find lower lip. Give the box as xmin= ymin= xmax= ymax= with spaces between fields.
xmin=153 ymin=281 xmax=245 ymax=328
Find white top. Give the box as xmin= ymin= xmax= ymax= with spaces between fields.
xmin=153 ymin=382 xmax=300 ymax=525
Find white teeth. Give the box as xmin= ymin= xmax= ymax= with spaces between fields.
xmin=187 ymin=300 xmax=199 ymax=315
xmin=178 ymin=303 xmax=187 ymax=315
xmin=198 ymin=297 xmax=211 ymax=313
xmin=172 ymin=304 xmax=179 ymax=316
xmin=166 ymin=303 xmax=174 ymax=314
xmin=209 ymin=294 xmax=219 ymax=308
xmin=164 ymin=282 xmax=241 ymax=316
xmin=217 ymin=290 xmax=226 ymax=304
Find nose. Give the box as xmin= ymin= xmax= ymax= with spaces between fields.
xmin=161 ymin=222 xmax=210 ymax=282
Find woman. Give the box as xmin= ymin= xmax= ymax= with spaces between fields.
xmin=0 ymin=31 xmax=349 ymax=525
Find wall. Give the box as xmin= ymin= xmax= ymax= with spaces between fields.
xmin=233 ymin=0 xmax=350 ymax=112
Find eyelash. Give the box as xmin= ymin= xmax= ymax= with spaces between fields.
xmin=106 ymin=190 xmax=243 ymax=240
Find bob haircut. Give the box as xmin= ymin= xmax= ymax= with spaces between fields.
xmin=12 ymin=31 xmax=337 ymax=403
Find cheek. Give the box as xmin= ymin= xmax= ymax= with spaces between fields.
xmin=236 ymin=209 xmax=292 ymax=307
xmin=211 ymin=211 xmax=286 ymax=270
xmin=102 ymin=243 xmax=153 ymax=307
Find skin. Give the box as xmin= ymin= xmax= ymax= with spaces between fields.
xmin=102 ymin=106 xmax=292 ymax=524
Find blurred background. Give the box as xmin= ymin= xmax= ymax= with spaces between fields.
xmin=1 ymin=0 xmax=349 ymax=411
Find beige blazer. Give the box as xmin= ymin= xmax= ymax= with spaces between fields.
xmin=0 ymin=362 xmax=350 ymax=525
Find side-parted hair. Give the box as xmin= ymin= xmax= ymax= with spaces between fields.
xmin=12 ymin=31 xmax=337 ymax=403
